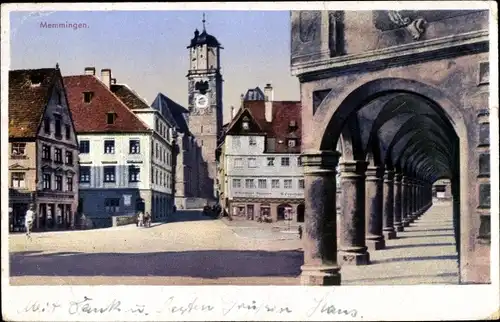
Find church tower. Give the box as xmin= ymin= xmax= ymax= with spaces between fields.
xmin=187 ymin=14 xmax=223 ymax=200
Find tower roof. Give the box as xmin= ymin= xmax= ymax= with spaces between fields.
xmin=187 ymin=13 xmax=221 ymax=48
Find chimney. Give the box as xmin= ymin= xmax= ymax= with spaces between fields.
xmin=111 ymin=78 xmax=117 ymax=85
xmin=240 ymin=93 xmax=245 ymax=109
xmin=264 ymin=83 xmax=274 ymax=122
xmin=84 ymin=67 xmax=95 ymax=76
xmin=230 ymin=106 xmax=235 ymax=120
xmin=101 ymin=69 xmax=111 ymax=88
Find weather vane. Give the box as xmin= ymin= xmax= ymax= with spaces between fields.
xmin=202 ymin=12 xmax=206 ymax=31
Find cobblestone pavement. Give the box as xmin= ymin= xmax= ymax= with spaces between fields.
xmin=9 ymin=202 xmax=458 ymax=285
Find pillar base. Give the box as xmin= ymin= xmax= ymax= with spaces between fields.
xmin=366 ymin=235 xmax=386 ymax=250
xmin=383 ymin=229 xmax=397 ymax=240
xmin=395 ymin=223 xmax=404 ymax=232
xmin=338 ymin=250 xmax=370 ymax=265
xmin=403 ymin=219 xmax=410 ymax=227
xmin=300 ymin=265 xmax=341 ymax=286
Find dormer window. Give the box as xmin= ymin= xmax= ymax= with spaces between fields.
xmin=107 ymin=112 xmax=117 ymax=125
xmin=242 ymin=116 xmax=250 ymax=131
xmin=83 ymin=92 xmax=94 ymax=103
xmin=30 ymin=75 xmax=43 ymax=87
xmin=288 ymin=139 xmax=297 ymax=147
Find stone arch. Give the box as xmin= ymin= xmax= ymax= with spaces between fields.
xmin=297 ymin=203 xmax=305 ymax=223
xmin=316 ymin=77 xmax=470 ymax=279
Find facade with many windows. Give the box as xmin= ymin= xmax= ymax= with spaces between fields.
xmin=217 ymin=85 xmax=305 ymax=222
xmin=8 ymin=65 xmax=80 ymax=231
xmin=64 ymin=67 xmax=174 ymax=227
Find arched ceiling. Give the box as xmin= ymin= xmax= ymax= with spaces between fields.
xmin=341 ymin=92 xmax=459 ymax=183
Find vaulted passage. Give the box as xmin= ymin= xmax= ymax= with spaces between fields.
xmin=300 ymin=85 xmax=464 ymax=285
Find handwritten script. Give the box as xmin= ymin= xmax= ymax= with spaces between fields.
xmin=17 ymin=292 xmax=361 ymax=319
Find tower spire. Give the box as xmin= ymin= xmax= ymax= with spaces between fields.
xmin=202 ymin=12 xmax=206 ymax=31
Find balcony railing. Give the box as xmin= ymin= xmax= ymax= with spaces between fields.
xmin=10 ymin=154 xmax=28 ymax=160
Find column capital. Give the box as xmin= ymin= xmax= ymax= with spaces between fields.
xmin=401 ymin=175 xmax=410 ymax=185
xmin=394 ymin=172 xmax=403 ymax=182
xmin=366 ymin=166 xmax=384 ymax=181
xmin=301 ymin=150 xmax=340 ymax=175
xmin=339 ymin=160 xmax=368 ymax=178
xmin=384 ymin=169 xmax=395 ymax=182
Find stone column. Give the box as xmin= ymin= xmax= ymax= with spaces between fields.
xmin=300 ymin=150 xmax=341 ymax=285
xmin=413 ymin=181 xmax=420 ymax=218
xmin=393 ymin=173 xmax=404 ymax=232
xmin=408 ymin=178 xmax=416 ymax=223
xmin=401 ymin=176 xmax=410 ymax=227
xmin=382 ymin=169 xmax=396 ymax=239
xmin=338 ymin=160 xmax=370 ymax=265
xmin=365 ymin=166 xmax=385 ymax=250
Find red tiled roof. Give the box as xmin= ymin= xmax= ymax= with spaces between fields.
xmin=225 ymin=100 xmax=302 ymax=153
xmin=9 ymin=68 xmax=59 ymax=138
xmin=63 ymin=75 xmax=150 ymax=133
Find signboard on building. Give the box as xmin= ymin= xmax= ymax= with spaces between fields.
xmin=233 ymin=191 xmax=273 ymax=198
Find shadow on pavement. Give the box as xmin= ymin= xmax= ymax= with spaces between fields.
xmin=343 ymin=272 xmax=459 ymax=284
xmin=384 ymin=242 xmax=455 ymax=250
xmin=396 ymin=233 xmax=455 ymax=239
xmin=372 ymin=254 xmax=458 ymax=264
xmin=165 ymin=210 xmax=218 ymax=224
xmin=10 ymin=249 xmax=303 ymax=279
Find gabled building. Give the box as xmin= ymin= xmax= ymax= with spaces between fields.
xmin=151 ymin=93 xmax=206 ymax=209
xmin=64 ymin=68 xmax=174 ymax=227
xmin=218 ymin=84 xmax=305 ymax=222
xmin=8 ymin=64 xmax=79 ymax=232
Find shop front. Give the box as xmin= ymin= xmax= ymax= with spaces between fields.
xmin=229 ymin=197 xmax=305 ymax=222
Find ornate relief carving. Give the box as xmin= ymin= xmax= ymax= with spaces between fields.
xmin=387 ymin=11 xmax=427 ymax=40
xmin=299 ymin=11 xmax=321 ymax=43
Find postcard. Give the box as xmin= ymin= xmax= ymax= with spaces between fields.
xmin=1 ymin=2 xmax=499 ymax=321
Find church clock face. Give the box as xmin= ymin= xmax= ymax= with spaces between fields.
xmin=195 ymin=94 xmax=209 ymax=109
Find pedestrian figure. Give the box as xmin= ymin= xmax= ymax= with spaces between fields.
xmin=137 ymin=211 xmax=144 ymax=227
xmin=173 ymin=205 xmax=177 ymax=213
xmin=25 ymin=204 xmax=35 ymax=241
xmin=298 ymin=225 xmax=303 ymax=239
xmin=144 ymin=212 xmax=151 ymax=227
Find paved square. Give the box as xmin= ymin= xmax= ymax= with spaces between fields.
xmin=9 ymin=202 xmax=458 ymax=285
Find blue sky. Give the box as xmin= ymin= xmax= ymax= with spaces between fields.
xmin=9 ymin=10 xmax=300 ymax=123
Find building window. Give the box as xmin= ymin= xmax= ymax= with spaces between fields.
xmin=107 ymin=112 xmax=116 ymax=125
xmin=65 ymin=151 xmax=73 ymax=165
xmin=105 ymin=198 xmax=120 ymax=213
xmin=155 ymin=143 xmax=159 ymax=159
xmin=258 ymin=179 xmax=267 ymax=189
xmin=11 ymin=172 xmax=26 ymax=188
xmin=129 ymin=165 xmax=140 ymax=182
xmin=232 ymin=137 xmax=241 ymax=149
xmin=11 ymin=143 xmax=26 ymax=157
xmin=54 ymin=148 xmax=63 ymax=163
xmin=155 ymin=169 xmax=159 ymax=184
xmin=288 ymin=139 xmax=296 ymax=147
xmin=155 ymin=119 xmax=159 ymax=131
xmin=234 ymin=158 xmax=243 ymax=168
xmin=232 ymin=179 xmax=241 ymax=188
xmin=281 ymin=157 xmax=290 ymax=166
xmin=284 ymin=179 xmax=293 ymax=189
xmin=103 ymin=166 xmax=116 ymax=183
xmin=83 ymin=92 xmax=94 ymax=103
xmin=129 ymin=139 xmax=140 ymax=154
xmin=54 ymin=117 xmax=62 ymax=138
xmin=299 ymin=179 xmax=305 ymax=189
xmin=44 ymin=118 xmax=51 ymax=134
xmin=65 ymin=124 xmax=71 ymax=140
xmin=249 ymin=137 xmax=257 ymax=146
xmin=267 ymin=157 xmax=275 ymax=166
xmin=104 ymin=140 xmax=115 ymax=154
xmin=200 ymin=125 xmax=203 ymax=133
xmin=42 ymin=173 xmax=51 ymax=189
xmin=67 ymin=177 xmax=73 ymax=191
xmin=42 ymin=145 xmax=51 ymax=160
xmin=271 ymin=179 xmax=280 ymax=189
xmin=55 ymin=175 xmax=63 ymax=191
xmin=245 ymin=179 xmax=255 ymax=189
xmin=297 ymin=157 xmax=302 ymax=167
xmin=79 ymin=140 xmax=90 ymax=153
xmin=80 ymin=166 xmax=91 ymax=183
xmin=248 ymin=158 xmax=257 ymax=168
